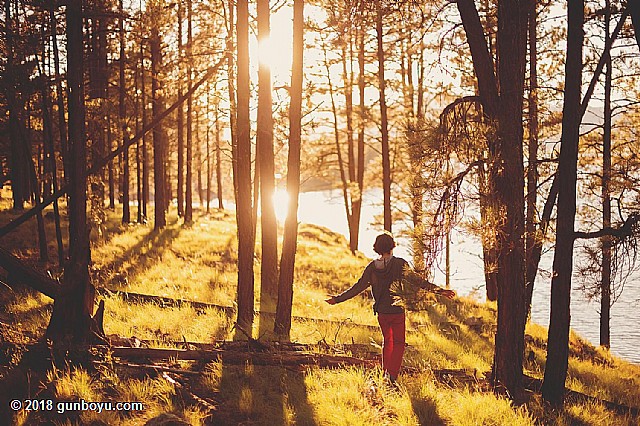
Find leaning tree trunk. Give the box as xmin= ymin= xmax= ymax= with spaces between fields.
xmin=542 ymin=0 xmax=583 ymax=406
xmin=46 ymin=0 xmax=97 ymax=345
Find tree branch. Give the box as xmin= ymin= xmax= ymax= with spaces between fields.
xmin=574 ymin=213 xmax=640 ymax=240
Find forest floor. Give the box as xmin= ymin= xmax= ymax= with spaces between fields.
xmin=1 ymin=193 xmax=640 ymax=425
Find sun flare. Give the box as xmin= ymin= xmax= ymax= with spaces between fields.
xmin=273 ymin=188 xmax=290 ymax=223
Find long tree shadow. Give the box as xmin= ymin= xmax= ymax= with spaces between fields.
xmin=408 ymin=392 xmax=446 ymax=426
xmin=408 ymin=300 xmax=496 ymax=366
xmin=210 ymin=361 xmax=317 ymax=426
xmin=96 ymin=224 xmax=182 ymax=291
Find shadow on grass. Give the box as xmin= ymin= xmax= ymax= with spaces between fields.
xmin=212 ymin=363 xmax=317 ymax=426
xmin=407 ymin=300 xmax=495 ymax=367
xmin=408 ymin=392 xmax=446 ymax=426
xmin=98 ymin=224 xmax=182 ymax=291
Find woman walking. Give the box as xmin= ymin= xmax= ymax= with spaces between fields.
xmin=325 ymin=233 xmax=455 ymax=383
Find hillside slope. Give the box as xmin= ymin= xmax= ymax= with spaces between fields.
xmin=0 ymin=204 xmax=639 ymax=425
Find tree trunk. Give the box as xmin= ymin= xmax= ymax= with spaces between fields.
xmin=135 ymin=48 xmax=143 ymax=224
xmin=479 ymin=165 xmax=498 ymax=301
xmin=215 ymin=101 xmax=224 ymax=210
xmin=275 ymin=0 xmax=304 ymax=341
xmin=492 ymin=0 xmax=528 ymax=398
xmin=120 ymin=0 xmax=130 ymax=224
xmin=600 ymin=0 xmax=612 ymax=349
xmin=352 ymin=22 xmax=366 ymax=253
xmin=235 ymin=0 xmax=255 ymax=334
xmin=542 ymin=0 xmax=583 ymax=406
xmin=226 ymin=0 xmax=238 ymax=204
xmin=151 ymin=15 xmax=166 ymax=230
xmin=206 ymin=86 xmax=212 ymax=213
xmin=50 ymin=2 xmax=69 ymax=185
xmin=457 ymin=0 xmax=527 ymax=398
xmin=197 ymin=110 xmax=204 ymax=208
xmin=5 ymin=0 xmax=29 ymax=211
xmin=37 ymin=47 xmax=65 ymax=265
xmin=524 ymin=0 xmax=539 ymax=321
xmin=525 ymin=8 xmax=628 ymax=311
xmin=340 ymin=24 xmax=358 ymax=253
xmin=185 ymin=0 xmax=194 ymax=224
xmin=107 ymin=114 xmax=115 ymax=209
xmin=322 ymin=40 xmax=352 ymax=244
xmin=46 ymin=0 xmax=96 ymax=344
xmin=257 ymin=0 xmax=279 ymax=314
xmin=177 ymin=2 xmax=185 ymax=217
xmin=141 ymin=37 xmax=149 ymax=221
xmin=375 ymin=0 xmax=391 ymax=232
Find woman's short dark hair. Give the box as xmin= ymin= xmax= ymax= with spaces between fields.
xmin=373 ymin=233 xmax=396 ymax=255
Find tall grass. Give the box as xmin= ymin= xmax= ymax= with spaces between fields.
xmin=1 ymin=202 xmax=639 ymax=425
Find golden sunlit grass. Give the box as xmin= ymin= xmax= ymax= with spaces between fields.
xmin=1 ymin=200 xmax=640 ymax=425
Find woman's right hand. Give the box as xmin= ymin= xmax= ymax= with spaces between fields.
xmin=325 ymin=296 xmax=337 ymax=305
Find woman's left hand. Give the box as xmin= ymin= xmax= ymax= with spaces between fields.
xmin=438 ymin=289 xmax=456 ymax=299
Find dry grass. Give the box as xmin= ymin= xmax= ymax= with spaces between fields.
xmin=1 ymin=199 xmax=640 ymax=425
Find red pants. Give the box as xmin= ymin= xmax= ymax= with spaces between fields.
xmin=377 ymin=312 xmax=405 ymax=379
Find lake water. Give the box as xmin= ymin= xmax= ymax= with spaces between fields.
xmin=288 ymin=189 xmax=640 ymax=365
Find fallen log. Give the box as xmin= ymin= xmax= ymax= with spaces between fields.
xmin=113 ymin=338 xmax=381 ymax=360
xmin=108 ymin=346 xmax=378 ymax=369
xmin=0 ymin=247 xmax=59 ymax=298
xmin=97 ymin=288 xmax=234 ymax=314
xmin=523 ymin=374 xmax=640 ymax=417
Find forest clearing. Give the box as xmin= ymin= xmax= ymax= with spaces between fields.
xmin=0 ymin=201 xmax=639 ymax=425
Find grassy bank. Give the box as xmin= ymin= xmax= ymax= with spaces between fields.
xmin=1 ymin=196 xmax=639 ymax=425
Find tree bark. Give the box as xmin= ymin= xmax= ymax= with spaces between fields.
xmin=46 ymin=0 xmax=95 ymax=344
xmin=600 ymin=0 xmax=612 ymax=349
xmin=5 ymin=0 xmax=29 ymax=211
xmin=457 ymin=0 xmax=527 ymax=398
xmin=235 ymin=0 xmax=255 ymax=334
xmin=524 ymin=0 xmax=539 ymax=320
xmin=275 ymin=0 xmax=304 ymax=341
xmin=36 ymin=44 xmax=65 ymax=265
xmin=185 ymin=0 xmax=194 ymax=224
xmin=177 ymin=2 xmax=185 ymax=217
xmin=353 ymin=22 xmax=366 ymax=253
xmin=49 ymin=2 xmax=69 ymax=185
xmin=492 ymin=0 xmax=528 ymax=399
xmin=226 ymin=0 xmax=238 ymax=205
xmin=107 ymin=114 xmax=115 ymax=209
xmin=542 ymin=0 xmax=583 ymax=406
xmin=257 ymin=0 xmax=279 ymax=314
xmin=321 ymin=39 xmax=352 ymax=242
xmin=215 ymin=100 xmax=224 ymax=210
xmin=376 ymin=0 xmax=391 ymax=232
xmin=150 ymin=13 xmax=166 ymax=230
xmin=120 ymin=0 xmax=130 ymax=224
